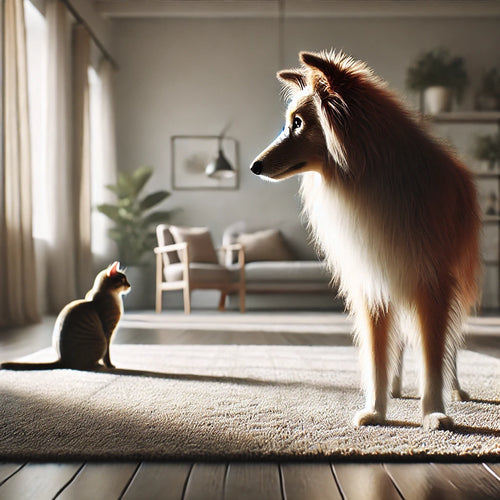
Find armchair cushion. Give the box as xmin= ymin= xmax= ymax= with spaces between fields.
xmin=169 ymin=225 xmax=218 ymax=264
xmin=156 ymin=224 xmax=180 ymax=264
xmin=238 ymin=229 xmax=295 ymax=263
xmin=165 ymin=263 xmax=234 ymax=283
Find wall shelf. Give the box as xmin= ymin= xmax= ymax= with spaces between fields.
xmin=429 ymin=111 xmax=500 ymax=308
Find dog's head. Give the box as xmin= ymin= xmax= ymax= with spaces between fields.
xmin=251 ymin=51 xmax=378 ymax=182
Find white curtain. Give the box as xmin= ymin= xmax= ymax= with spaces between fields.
xmin=0 ymin=0 xmax=40 ymax=327
xmin=45 ymin=0 xmax=76 ymax=312
xmin=44 ymin=1 xmax=93 ymax=312
xmin=72 ymin=22 xmax=92 ymax=295
xmin=91 ymin=57 xmax=118 ymax=269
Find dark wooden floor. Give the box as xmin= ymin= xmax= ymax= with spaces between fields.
xmin=0 ymin=312 xmax=499 ymax=500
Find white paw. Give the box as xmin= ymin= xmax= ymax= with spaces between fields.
xmin=423 ymin=412 xmax=454 ymax=431
xmin=451 ymin=389 xmax=470 ymax=402
xmin=354 ymin=410 xmax=386 ymax=427
xmin=391 ymin=388 xmax=401 ymax=398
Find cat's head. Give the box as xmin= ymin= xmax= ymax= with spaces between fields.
xmin=104 ymin=261 xmax=131 ymax=294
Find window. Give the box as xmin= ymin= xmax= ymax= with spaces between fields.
xmin=24 ymin=0 xmax=48 ymax=241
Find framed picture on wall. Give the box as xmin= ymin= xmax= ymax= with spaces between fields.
xmin=171 ymin=135 xmax=239 ymax=190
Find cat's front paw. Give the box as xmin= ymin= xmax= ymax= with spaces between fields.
xmin=354 ymin=410 xmax=386 ymax=427
xmin=451 ymin=389 xmax=470 ymax=402
xmin=423 ymin=412 xmax=454 ymax=431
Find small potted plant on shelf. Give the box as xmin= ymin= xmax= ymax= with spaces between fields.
xmin=472 ymin=132 xmax=500 ymax=171
xmin=97 ymin=165 xmax=175 ymax=308
xmin=406 ymin=47 xmax=468 ymax=115
xmin=475 ymin=67 xmax=500 ymax=111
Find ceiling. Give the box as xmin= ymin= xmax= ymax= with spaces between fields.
xmin=94 ymin=0 xmax=500 ymax=19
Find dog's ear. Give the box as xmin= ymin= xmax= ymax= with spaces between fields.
xmin=299 ymin=52 xmax=332 ymax=77
xmin=277 ymin=70 xmax=306 ymax=90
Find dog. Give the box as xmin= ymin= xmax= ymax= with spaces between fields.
xmin=250 ymin=50 xmax=480 ymax=430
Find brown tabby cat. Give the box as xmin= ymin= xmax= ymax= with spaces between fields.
xmin=1 ymin=262 xmax=130 ymax=371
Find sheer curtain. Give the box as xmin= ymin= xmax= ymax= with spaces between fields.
xmin=45 ymin=0 xmax=76 ymax=312
xmin=72 ymin=22 xmax=92 ymax=296
xmin=44 ymin=1 xmax=93 ymax=312
xmin=0 ymin=0 xmax=40 ymax=327
xmin=91 ymin=57 xmax=118 ymax=269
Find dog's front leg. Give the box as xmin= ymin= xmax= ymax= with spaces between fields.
xmin=417 ymin=287 xmax=454 ymax=430
xmin=354 ymin=302 xmax=391 ymax=426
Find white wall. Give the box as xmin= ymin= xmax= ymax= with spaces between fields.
xmin=112 ymin=14 xmax=500 ymax=307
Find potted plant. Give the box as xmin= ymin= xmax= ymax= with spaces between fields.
xmin=406 ymin=48 xmax=468 ymax=114
xmin=473 ymin=132 xmax=500 ymax=170
xmin=475 ymin=67 xmax=500 ymax=111
xmin=97 ymin=166 xmax=175 ymax=308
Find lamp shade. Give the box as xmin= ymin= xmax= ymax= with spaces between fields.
xmin=205 ymin=149 xmax=235 ymax=179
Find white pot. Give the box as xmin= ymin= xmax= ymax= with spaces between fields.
xmin=424 ymin=86 xmax=452 ymax=115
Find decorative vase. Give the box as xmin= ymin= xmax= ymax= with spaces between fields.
xmin=424 ymin=86 xmax=452 ymax=115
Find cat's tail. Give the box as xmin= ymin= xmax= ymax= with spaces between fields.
xmin=1 ymin=360 xmax=63 ymax=370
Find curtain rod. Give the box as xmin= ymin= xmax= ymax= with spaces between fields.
xmin=60 ymin=0 xmax=119 ymax=71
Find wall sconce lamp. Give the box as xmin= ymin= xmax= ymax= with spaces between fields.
xmin=205 ymin=135 xmax=235 ymax=179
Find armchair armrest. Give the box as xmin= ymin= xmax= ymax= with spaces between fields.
xmin=154 ymin=242 xmax=188 ymax=255
xmin=218 ymin=243 xmax=245 ymax=268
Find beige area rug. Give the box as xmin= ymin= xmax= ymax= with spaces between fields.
xmin=0 ymin=345 xmax=498 ymax=461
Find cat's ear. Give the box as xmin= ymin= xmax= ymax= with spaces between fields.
xmin=107 ymin=261 xmax=120 ymax=277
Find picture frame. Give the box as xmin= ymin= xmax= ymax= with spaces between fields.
xmin=171 ymin=135 xmax=239 ymax=190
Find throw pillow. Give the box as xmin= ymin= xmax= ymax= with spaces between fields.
xmin=169 ymin=226 xmax=219 ymax=264
xmin=238 ymin=229 xmax=295 ymax=262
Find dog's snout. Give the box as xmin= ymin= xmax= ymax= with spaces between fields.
xmin=251 ymin=161 xmax=263 ymax=175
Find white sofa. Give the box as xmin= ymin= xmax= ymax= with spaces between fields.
xmin=222 ymin=222 xmax=341 ymax=310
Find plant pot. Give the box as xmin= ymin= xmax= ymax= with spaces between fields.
xmin=424 ymin=86 xmax=452 ymax=115
xmin=121 ymin=264 xmax=155 ymax=311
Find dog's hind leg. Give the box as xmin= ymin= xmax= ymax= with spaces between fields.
xmin=354 ymin=302 xmax=391 ymax=427
xmin=391 ymin=341 xmax=404 ymax=398
xmin=450 ymin=345 xmax=469 ymax=401
xmin=416 ymin=284 xmax=455 ymax=431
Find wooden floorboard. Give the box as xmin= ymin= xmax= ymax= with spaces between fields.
xmin=385 ymin=463 xmax=461 ymax=500
xmin=333 ymin=463 xmax=402 ymax=500
xmin=183 ymin=463 xmax=227 ymax=500
xmin=281 ymin=463 xmax=342 ymax=500
xmin=224 ymin=463 xmax=283 ymax=500
xmin=431 ymin=463 xmax=500 ymax=499
xmin=56 ymin=462 xmax=138 ymax=500
xmin=0 ymin=463 xmax=82 ymax=500
xmin=121 ymin=462 xmax=192 ymax=500
xmin=0 ymin=463 xmax=25 ymax=486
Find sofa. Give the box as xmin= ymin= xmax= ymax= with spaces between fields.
xmin=222 ymin=222 xmax=340 ymax=309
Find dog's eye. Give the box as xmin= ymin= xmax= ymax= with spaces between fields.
xmin=292 ymin=116 xmax=302 ymax=131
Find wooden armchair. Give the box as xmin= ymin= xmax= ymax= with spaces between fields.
xmin=155 ymin=224 xmax=245 ymax=314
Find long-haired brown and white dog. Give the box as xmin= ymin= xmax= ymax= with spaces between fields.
xmin=251 ymin=51 xmax=480 ymax=430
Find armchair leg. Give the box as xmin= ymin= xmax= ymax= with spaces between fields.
xmin=239 ymin=287 xmax=246 ymax=313
xmin=156 ymin=289 xmax=162 ymax=313
xmin=183 ymin=285 xmax=191 ymax=314
xmin=218 ymin=292 xmax=227 ymax=312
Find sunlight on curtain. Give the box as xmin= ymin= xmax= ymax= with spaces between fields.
xmin=72 ymin=22 xmax=92 ymax=296
xmin=45 ymin=0 xmax=77 ymax=312
xmin=0 ymin=0 xmax=40 ymax=326
xmin=89 ymin=58 xmax=118 ymax=270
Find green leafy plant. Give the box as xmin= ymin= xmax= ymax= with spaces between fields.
xmin=406 ymin=48 xmax=468 ymax=101
xmin=97 ymin=166 xmax=174 ymax=266
xmin=476 ymin=67 xmax=500 ymax=110
xmin=473 ymin=132 xmax=500 ymax=168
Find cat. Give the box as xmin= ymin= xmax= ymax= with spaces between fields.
xmin=1 ymin=262 xmax=131 ymax=371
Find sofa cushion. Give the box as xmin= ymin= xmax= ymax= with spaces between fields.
xmin=169 ymin=226 xmax=218 ymax=264
xmin=238 ymin=229 xmax=295 ymax=263
xmin=165 ymin=263 xmax=234 ymax=283
xmin=233 ymin=260 xmax=330 ymax=283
